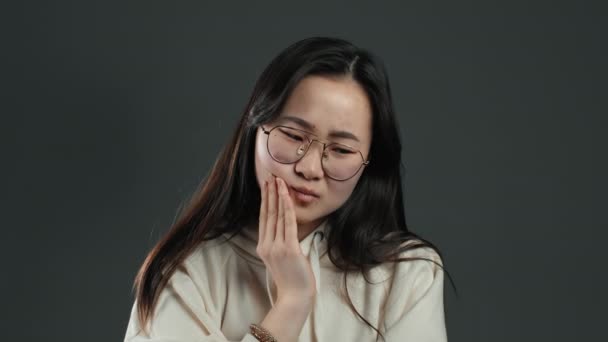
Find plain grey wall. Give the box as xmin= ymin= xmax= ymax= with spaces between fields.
xmin=3 ymin=1 xmax=606 ymax=341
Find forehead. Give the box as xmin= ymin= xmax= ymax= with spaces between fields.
xmin=275 ymin=75 xmax=372 ymax=146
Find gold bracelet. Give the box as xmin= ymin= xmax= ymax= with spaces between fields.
xmin=249 ymin=323 xmax=278 ymax=342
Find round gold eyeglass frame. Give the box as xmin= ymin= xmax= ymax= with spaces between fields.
xmin=261 ymin=125 xmax=370 ymax=181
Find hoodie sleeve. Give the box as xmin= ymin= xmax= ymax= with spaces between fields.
xmin=381 ymin=247 xmax=448 ymax=342
xmin=123 ymin=258 xmax=259 ymax=342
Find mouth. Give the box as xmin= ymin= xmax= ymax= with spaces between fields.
xmin=267 ymin=174 xmax=320 ymax=204
xmin=285 ymin=183 xmax=320 ymax=205
xmin=291 ymin=185 xmax=319 ymax=197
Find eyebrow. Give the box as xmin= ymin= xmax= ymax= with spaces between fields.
xmin=279 ymin=116 xmax=361 ymax=143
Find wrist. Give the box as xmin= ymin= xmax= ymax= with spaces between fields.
xmin=275 ymin=294 xmax=314 ymax=314
xmin=258 ymin=295 xmax=313 ymax=342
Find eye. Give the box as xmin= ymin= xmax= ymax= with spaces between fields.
xmin=279 ymin=128 xmax=304 ymax=141
xmin=331 ymin=146 xmax=355 ymax=154
xmin=286 ymin=133 xmax=303 ymax=141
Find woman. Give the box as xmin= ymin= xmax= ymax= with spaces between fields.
xmin=124 ymin=36 xmax=450 ymax=342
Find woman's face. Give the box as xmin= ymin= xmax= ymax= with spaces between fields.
xmin=254 ymin=74 xmax=373 ymax=238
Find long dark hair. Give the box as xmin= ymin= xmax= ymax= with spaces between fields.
xmin=133 ymin=36 xmax=455 ymax=341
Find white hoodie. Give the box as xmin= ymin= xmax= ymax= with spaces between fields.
xmin=123 ymin=219 xmax=447 ymax=341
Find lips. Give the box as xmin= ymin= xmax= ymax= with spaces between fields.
xmin=290 ymin=185 xmax=320 ymax=198
xmin=268 ymin=174 xmax=321 ymax=198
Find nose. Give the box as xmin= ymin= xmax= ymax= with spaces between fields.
xmin=294 ymin=140 xmax=325 ymax=180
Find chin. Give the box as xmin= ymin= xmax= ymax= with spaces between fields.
xmin=295 ymin=208 xmax=328 ymax=225
xmin=294 ymin=211 xmax=315 ymax=225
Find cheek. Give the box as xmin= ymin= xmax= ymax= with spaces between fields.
xmin=255 ymin=137 xmax=283 ymax=184
xmin=326 ymin=177 xmax=360 ymax=208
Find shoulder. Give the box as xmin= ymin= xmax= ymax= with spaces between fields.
xmin=395 ymin=239 xmax=443 ymax=267
xmin=374 ymin=239 xmax=444 ymax=291
xmin=161 ymin=237 xmax=236 ymax=302
xmin=379 ymin=239 xmax=448 ymax=337
xmin=375 ymin=239 xmax=445 ymax=318
xmin=180 ymin=236 xmax=234 ymax=275
xmin=395 ymin=239 xmax=443 ymax=276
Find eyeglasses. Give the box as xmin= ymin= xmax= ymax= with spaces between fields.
xmin=262 ymin=125 xmax=370 ymax=181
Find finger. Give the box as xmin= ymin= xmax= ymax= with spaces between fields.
xmin=283 ymin=180 xmax=298 ymax=246
xmin=275 ymin=178 xmax=285 ymax=242
xmin=264 ymin=176 xmax=277 ymax=245
xmin=258 ymin=180 xmax=267 ymax=243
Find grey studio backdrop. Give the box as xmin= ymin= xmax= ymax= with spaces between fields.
xmin=3 ymin=1 xmax=606 ymax=342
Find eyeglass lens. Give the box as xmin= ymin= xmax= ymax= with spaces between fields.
xmin=267 ymin=126 xmax=364 ymax=180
